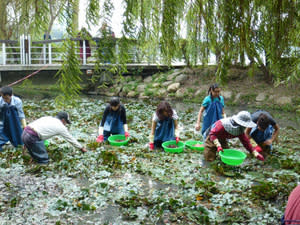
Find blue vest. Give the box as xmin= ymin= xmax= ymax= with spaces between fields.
xmin=103 ymin=110 xmax=124 ymax=134
xmin=250 ymin=125 xmax=273 ymax=144
xmin=0 ymin=105 xmax=23 ymax=148
xmin=154 ymin=117 xmax=175 ymax=142
xmin=201 ymin=100 xmax=223 ymax=139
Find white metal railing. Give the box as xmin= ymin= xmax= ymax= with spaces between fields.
xmin=0 ymin=40 xmax=21 ymax=65
xmin=0 ymin=35 xmax=163 ymax=66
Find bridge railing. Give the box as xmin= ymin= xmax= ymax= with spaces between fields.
xmin=0 ymin=36 xmax=159 ymax=66
xmin=0 ymin=40 xmax=21 ymax=65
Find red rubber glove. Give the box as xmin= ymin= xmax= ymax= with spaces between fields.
xmin=254 ymin=145 xmax=263 ymax=153
xmin=217 ymin=146 xmax=223 ymax=152
xmin=96 ymin=135 xmax=104 ymax=143
xmin=175 ymin=137 xmax=180 ymax=144
xmin=253 ymin=150 xmax=265 ymax=161
xmin=125 ymin=132 xmax=130 ymax=138
xmin=255 ymin=152 xmax=265 ymax=161
xmin=149 ymin=143 xmax=154 ymax=150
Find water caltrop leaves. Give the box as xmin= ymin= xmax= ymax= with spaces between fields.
xmin=0 ymin=96 xmax=299 ymax=224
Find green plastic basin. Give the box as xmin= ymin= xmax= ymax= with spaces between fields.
xmin=219 ymin=149 xmax=247 ymax=166
xmin=108 ymin=134 xmax=129 ymax=146
xmin=162 ymin=140 xmax=184 ymax=153
xmin=185 ymin=140 xmax=204 ymax=151
xmin=44 ymin=140 xmax=49 ymax=147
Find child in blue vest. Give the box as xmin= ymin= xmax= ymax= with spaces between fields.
xmin=97 ymin=97 xmax=129 ymax=142
xmin=195 ymin=84 xmax=225 ymax=140
xmin=149 ymin=101 xmax=179 ymax=150
xmin=245 ymin=110 xmax=279 ymax=158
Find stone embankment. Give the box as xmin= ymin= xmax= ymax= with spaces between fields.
xmin=90 ymin=67 xmax=295 ymax=110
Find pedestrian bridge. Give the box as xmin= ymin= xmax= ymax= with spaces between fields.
xmin=0 ymin=36 xmax=186 ymax=72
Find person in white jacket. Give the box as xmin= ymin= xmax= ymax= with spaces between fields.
xmin=22 ymin=112 xmax=87 ymax=164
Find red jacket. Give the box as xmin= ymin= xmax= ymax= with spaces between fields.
xmin=209 ymin=120 xmax=254 ymax=153
xmin=284 ymin=185 xmax=300 ymax=224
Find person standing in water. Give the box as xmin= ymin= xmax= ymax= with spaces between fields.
xmin=0 ymin=86 xmax=26 ymax=151
xmin=195 ymin=84 xmax=225 ymax=140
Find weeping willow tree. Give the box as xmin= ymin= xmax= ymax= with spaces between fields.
xmin=1 ymin=0 xmax=300 ymax=102
xmin=122 ymin=0 xmax=300 ymax=83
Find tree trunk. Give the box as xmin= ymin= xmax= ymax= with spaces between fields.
xmin=0 ymin=0 xmax=8 ymax=39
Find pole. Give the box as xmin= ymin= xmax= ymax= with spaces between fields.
xmin=83 ymin=40 xmax=86 ymax=65
xmin=2 ymin=43 xmax=6 ymax=65
xmin=48 ymin=43 xmax=52 ymax=64
xmin=43 ymin=44 xmax=46 ymax=64
xmin=28 ymin=35 xmax=31 ymax=65
xmin=20 ymin=35 xmax=24 ymax=64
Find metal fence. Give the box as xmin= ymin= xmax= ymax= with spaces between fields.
xmin=0 ymin=35 xmax=158 ymax=66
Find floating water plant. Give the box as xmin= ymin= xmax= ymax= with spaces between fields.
xmin=0 ymin=97 xmax=299 ymax=224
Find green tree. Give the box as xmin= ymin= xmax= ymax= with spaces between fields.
xmin=1 ymin=0 xmax=300 ymax=100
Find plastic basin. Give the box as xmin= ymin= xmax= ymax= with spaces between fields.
xmin=162 ymin=140 xmax=184 ymax=153
xmin=44 ymin=140 xmax=49 ymax=147
xmin=108 ymin=134 xmax=129 ymax=146
xmin=185 ymin=140 xmax=204 ymax=151
xmin=219 ymin=149 xmax=247 ymax=166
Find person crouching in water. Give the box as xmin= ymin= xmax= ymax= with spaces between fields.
xmin=22 ymin=112 xmax=87 ymax=165
xmin=245 ymin=110 xmax=279 ymax=159
xmin=149 ymin=101 xmax=180 ymax=150
xmin=97 ymin=97 xmax=129 ymax=142
xmin=204 ymin=111 xmax=264 ymax=162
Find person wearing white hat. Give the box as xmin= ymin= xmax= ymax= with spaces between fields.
xmin=204 ymin=111 xmax=264 ymax=162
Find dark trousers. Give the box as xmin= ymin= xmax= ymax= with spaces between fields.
xmin=22 ymin=129 xmax=49 ymax=164
xmin=204 ymin=136 xmax=229 ymax=162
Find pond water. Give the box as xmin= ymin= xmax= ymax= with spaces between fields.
xmin=0 ymin=95 xmax=299 ymax=225
xmin=107 ymin=96 xmax=300 ymax=129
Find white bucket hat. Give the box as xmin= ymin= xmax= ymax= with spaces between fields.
xmin=232 ymin=111 xmax=256 ymax=128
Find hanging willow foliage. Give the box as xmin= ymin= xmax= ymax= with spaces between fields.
xmin=121 ymin=0 xmax=300 ymax=83
xmin=2 ymin=0 xmax=300 ymax=99
xmin=55 ymin=0 xmax=82 ymax=107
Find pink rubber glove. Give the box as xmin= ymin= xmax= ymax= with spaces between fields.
xmin=217 ymin=146 xmax=223 ymax=152
xmin=96 ymin=135 xmax=104 ymax=143
xmin=254 ymin=145 xmax=263 ymax=153
xmin=175 ymin=137 xmax=180 ymax=144
xmin=125 ymin=132 xmax=130 ymax=138
xmin=149 ymin=143 xmax=154 ymax=150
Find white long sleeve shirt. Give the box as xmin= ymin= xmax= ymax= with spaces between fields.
xmin=28 ymin=116 xmax=82 ymax=149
